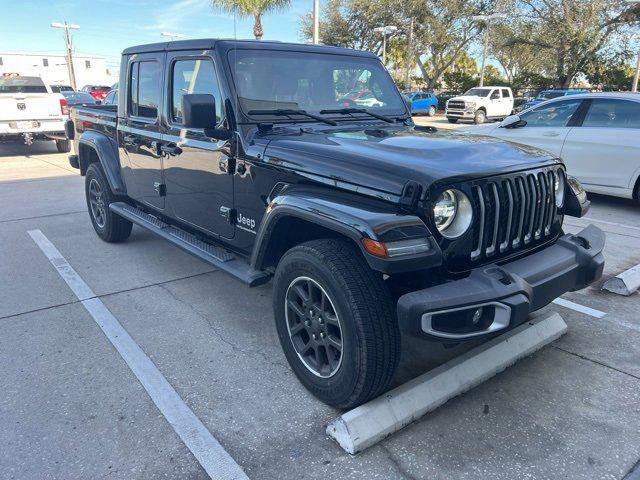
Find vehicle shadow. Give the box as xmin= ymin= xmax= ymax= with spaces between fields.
xmin=0 ymin=141 xmax=61 ymax=157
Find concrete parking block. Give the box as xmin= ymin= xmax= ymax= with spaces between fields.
xmin=602 ymin=263 xmax=640 ymax=296
xmin=327 ymin=311 xmax=567 ymax=454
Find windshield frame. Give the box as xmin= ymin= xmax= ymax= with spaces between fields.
xmin=226 ymin=47 xmax=409 ymax=124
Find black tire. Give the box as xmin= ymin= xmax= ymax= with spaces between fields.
xmin=427 ymin=105 xmax=436 ymax=117
xmin=474 ymin=109 xmax=486 ymax=124
xmin=55 ymin=139 xmax=71 ymax=153
xmin=447 ymin=117 xmax=458 ymax=124
xmin=273 ymin=239 xmax=400 ymax=409
xmin=85 ymin=163 xmax=132 ymax=242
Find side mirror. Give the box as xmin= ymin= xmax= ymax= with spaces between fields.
xmin=500 ymin=114 xmax=526 ymax=129
xmin=183 ymin=93 xmax=232 ymax=140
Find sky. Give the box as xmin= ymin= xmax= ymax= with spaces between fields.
xmin=1 ymin=0 xmax=317 ymax=71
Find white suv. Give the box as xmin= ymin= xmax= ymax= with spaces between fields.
xmin=446 ymin=86 xmax=514 ymax=124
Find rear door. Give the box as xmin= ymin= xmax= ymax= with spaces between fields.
xmin=161 ymin=50 xmax=234 ymax=239
xmin=561 ymin=98 xmax=640 ymax=190
xmin=119 ymin=53 xmax=166 ymax=210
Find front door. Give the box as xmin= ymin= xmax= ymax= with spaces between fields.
xmin=161 ymin=51 xmax=234 ymax=239
xmin=120 ymin=53 xmax=165 ymax=209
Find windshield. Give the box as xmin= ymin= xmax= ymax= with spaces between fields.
xmin=536 ymin=91 xmax=564 ymax=101
xmin=463 ymin=88 xmax=491 ymax=97
xmin=0 ymin=76 xmax=48 ymax=94
xmin=230 ymin=49 xmax=405 ymax=121
xmin=61 ymin=91 xmax=97 ymax=104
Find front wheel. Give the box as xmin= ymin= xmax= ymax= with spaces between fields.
xmin=55 ymin=139 xmax=71 ymax=153
xmin=85 ymin=163 xmax=132 ymax=242
xmin=273 ymin=239 xmax=400 ymax=409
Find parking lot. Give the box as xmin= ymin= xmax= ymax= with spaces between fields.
xmin=1 ymin=140 xmax=639 ymax=480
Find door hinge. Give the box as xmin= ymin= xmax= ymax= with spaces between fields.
xmin=154 ymin=182 xmax=166 ymax=196
xmin=219 ymin=206 xmax=236 ymax=223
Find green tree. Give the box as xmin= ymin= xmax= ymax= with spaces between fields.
xmin=211 ymin=0 xmax=291 ymax=40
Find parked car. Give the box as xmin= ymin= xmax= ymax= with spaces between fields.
xmin=446 ymin=86 xmax=514 ymax=124
xmin=67 ymin=39 xmax=602 ymax=409
xmin=0 ymin=74 xmax=70 ymax=151
xmin=338 ymin=89 xmax=384 ymax=107
xmin=80 ymin=85 xmax=111 ymax=102
xmin=514 ymin=89 xmax=589 ymax=113
xmin=459 ymin=92 xmax=640 ymax=199
xmin=61 ymin=90 xmax=98 ymax=108
xmin=50 ymin=84 xmax=74 ymax=93
xmin=404 ymin=91 xmax=438 ymax=116
xmin=101 ymin=89 xmax=118 ymax=105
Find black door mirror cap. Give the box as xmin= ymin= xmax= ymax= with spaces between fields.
xmin=183 ymin=93 xmax=217 ymax=129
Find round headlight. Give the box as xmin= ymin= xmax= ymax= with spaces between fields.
xmin=433 ymin=189 xmax=473 ymax=239
xmin=555 ymin=170 xmax=565 ymax=208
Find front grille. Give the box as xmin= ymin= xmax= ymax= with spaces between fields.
xmin=470 ymin=169 xmax=560 ymax=263
xmin=447 ymin=100 xmax=465 ymax=110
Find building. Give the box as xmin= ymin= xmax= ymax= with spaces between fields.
xmin=0 ymin=52 xmax=118 ymax=88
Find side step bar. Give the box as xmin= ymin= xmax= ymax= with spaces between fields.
xmin=110 ymin=202 xmax=270 ymax=287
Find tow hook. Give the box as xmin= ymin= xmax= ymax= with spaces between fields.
xmin=22 ymin=133 xmax=34 ymax=146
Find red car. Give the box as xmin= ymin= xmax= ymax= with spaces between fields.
xmin=80 ymin=85 xmax=111 ymax=102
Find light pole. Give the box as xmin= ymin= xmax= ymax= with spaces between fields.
xmin=51 ymin=21 xmax=79 ymax=90
xmin=626 ymin=1 xmax=640 ymax=92
xmin=373 ymin=25 xmax=398 ymax=66
xmin=472 ymin=13 xmax=507 ymax=87
xmin=312 ymin=0 xmax=320 ymax=44
xmin=161 ymin=32 xmax=185 ymax=41
xmin=404 ymin=18 xmax=414 ymax=89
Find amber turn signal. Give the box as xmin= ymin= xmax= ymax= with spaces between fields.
xmin=362 ymin=238 xmax=388 ymax=257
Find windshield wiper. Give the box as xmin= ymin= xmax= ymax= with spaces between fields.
xmin=319 ymin=108 xmax=395 ymax=124
xmin=248 ymin=109 xmax=337 ymax=126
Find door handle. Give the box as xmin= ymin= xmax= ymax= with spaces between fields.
xmin=123 ymin=134 xmax=138 ymax=146
xmin=542 ymin=131 xmax=560 ymax=137
xmin=160 ymin=144 xmax=182 ymax=156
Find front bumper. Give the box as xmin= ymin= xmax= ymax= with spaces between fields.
xmin=398 ymin=225 xmax=605 ymax=340
xmin=445 ymin=109 xmax=475 ymax=119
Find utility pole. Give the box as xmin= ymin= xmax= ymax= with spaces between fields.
xmin=51 ymin=21 xmax=79 ymax=90
xmin=626 ymin=1 xmax=640 ymax=92
xmin=374 ymin=25 xmax=398 ymax=66
xmin=312 ymin=0 xmax=320 ymax=44
xmin=472 ymin=13 xmax=506 ymax=87
xmin=404 ymin=17 xmax=414 ymax=89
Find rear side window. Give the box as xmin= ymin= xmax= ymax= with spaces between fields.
xmin=171 ymin=58 xmax=222 ymax=124
xmin=129 ymin=61 xmax=161 ymax=118
xmin=520 ymin=99 xmax=582 ymax=127
xmin=501 ymin=89 xmax=510 ymax=98
xmin=582 ymin=99 xmax=640 ymax=129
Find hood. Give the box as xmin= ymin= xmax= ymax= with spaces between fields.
xmin=261 ymin=126 xmax=558 ymax=197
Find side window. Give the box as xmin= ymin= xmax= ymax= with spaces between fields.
xmin=501 ymin=89 xmax=510 ymax=98
xmin=171 ymin=58 xmax=222 ymax=125
xmin=520 ymin=99 xmax=582 ymax=127
xmin=129 ymin=61 xmax=161 ymax=119
xmin=490 ymin=89 xmax=501 ymax=100
xmin=415 ymin=94 xmax=424 ymax=100
xmin=582 ymin=99 xmax=640 ymax=129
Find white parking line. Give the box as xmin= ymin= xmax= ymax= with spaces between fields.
xmin=552 ymin=297 xmax=606 ymax=318
xmin=28 ymin=229 xmax=249 ymax=480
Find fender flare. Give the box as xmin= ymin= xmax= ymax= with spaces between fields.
xmin=78 ymin=131 xmax=126 ymax=195
xmin=251 ymin=187 xmax=442 ymax=274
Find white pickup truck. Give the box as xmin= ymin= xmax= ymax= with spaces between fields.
xmin=0 ymin=75 xmax=70 ymax=152
xmin=445 ymin=86 xmax=514 ymax=125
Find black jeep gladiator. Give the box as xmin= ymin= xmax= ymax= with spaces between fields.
xmin=67 ymin=39 xmax=604 ymax=409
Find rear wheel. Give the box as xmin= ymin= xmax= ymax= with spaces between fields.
xmin=55 ymin=139 xmax=70 ymax=153
xmin=85 ymin=163 xmax=132 ymax=242
xmin=273 ymin=239 xmax=400 ymax=409
xmin=447 ymin=117 xmax=458 ymax=124
xmin=427 ymin=105 xmax=436 ymax=117
xmin=474 ymin=109 xmax=487 ymax=124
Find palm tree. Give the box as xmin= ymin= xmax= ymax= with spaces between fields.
xmin=211 ymin=0 xmax=291 ymax=40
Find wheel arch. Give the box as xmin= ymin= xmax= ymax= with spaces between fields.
xmin=78 ymin=131 xmax=126 ymax=195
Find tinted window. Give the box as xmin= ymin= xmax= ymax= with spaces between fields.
xmin=490 ymin=90 xmax=501 ymax=99
xmin=61 ymin=91 xmax=96 ymax=104
xmin=520 ymin=99 xmax=582 ymax=127
xmin=0 ymin=76 xmax=47 ymax=93
xmin=501 ymin=89 xmax=510 ymax=98
xmin=582 ymin=99 xmax=640 ymax=129
xmin=171 ymin=58 xmax=222 ymax=124
xmin=129 ymin=61 xmax=161 ymax=118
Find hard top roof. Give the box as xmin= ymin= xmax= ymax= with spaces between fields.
xmin=122 ymin=39 xmax=378 ymax=58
